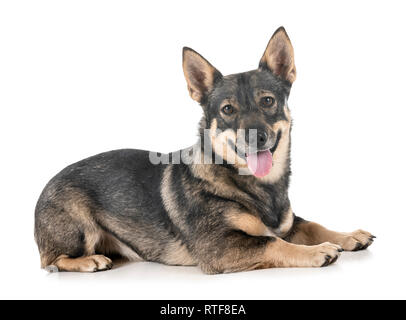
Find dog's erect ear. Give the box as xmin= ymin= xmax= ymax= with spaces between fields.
xmin=259 ymin=27 xmax=296 ymax=84
xmin=183 ymin=47 xmax=222 ymax=103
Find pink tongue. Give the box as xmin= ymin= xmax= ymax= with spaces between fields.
xmin=247 ymin=150 xmax=273 ymax=177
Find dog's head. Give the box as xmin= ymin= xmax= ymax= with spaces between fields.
xmin=182 ymin=27 xmax=295 ymax=180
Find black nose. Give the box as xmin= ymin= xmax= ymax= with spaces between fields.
xmin=246 ymin=129 xmax=268 ymax=149
xmin=257 ymin=130 xmax=268 ymax=147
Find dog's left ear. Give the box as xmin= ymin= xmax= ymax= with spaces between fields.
xmin=259 ymin=27 xmax=296 ymax=84
xmin=183 ymin=47 xmax=222 ymax=103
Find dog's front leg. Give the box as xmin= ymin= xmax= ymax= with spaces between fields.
xmin=197 ymin=231 xmax=342 ymax=274
xmin=285 ymin=217 xmax=375 ymax=251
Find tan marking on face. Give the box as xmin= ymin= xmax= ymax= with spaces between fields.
xmin=219 ymin=98 xmax=240 ymax=115
xmin=226 ymin=212 xmax=275 ymax=237
xmin=254 ymin=89 xmax=278 ymax=114
xmin=257 ymin=112 xmax=291 ymax=184
xmin=210 ymin=119 xmax=247 ymax=167
xmin=283 ymin=104 xmax=292 ymax=122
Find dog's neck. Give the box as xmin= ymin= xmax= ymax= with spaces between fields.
xmin=188 ymin=143 xmax=291 ymax=228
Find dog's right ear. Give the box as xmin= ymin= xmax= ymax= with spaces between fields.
xmin=182 ymin=47 xmax=222 ymax=103
xmin=259 ymin=27 xmax=296 ymax=84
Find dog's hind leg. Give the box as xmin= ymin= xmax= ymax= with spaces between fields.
xmin=35 ymin=187 xmax=114 ymax=272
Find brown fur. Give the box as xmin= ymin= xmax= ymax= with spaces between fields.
xmin=287 ymin=221 xmax=374 ymax=251
xmin=201 ymin=236 xmax=342 ymax=274
xmin=160 ymin=240 xmax=197 ymax=266
xmin=35 ymin=28 xmax=374 ymax=274
xmin=260 ymin=27 xmax=296 ymax=83
xmin=225 ymin=206 xmax=293 ymax=238
xmin=52 ymin=254 xmax=113 ymax=272
xmin=226 ymin=212 xmax=273 ymax=237
xmin=183 ymin=48 xmax=220 ymax=102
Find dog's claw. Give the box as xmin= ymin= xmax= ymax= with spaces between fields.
xmin=353 ymin=242 xmax=363 ymax=251
xmin=330 ymin=255 xmax=338 ymax=264
xmin=321 ymin=255 xmax=332 ymax=267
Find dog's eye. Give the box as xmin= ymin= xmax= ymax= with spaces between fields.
xmin=222 ymin=104 xmax=235 ymax=115
xmin=261 ymin=96 xmax=275 ymax=108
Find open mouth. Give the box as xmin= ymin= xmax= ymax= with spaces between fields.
xmin=228 ymin=130 xmax=282 ymax=177
xmin=245 ymin=130 xmax=281 ymax=177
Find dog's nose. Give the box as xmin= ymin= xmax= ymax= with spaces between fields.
xmin=246 ymin=129 xmax=268 ymax=149
xmin=257 ymin=130 xmax=268 ymax=148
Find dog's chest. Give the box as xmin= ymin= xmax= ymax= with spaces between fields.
xmin=246 ymin=183 xmax=293 ymax=237
xmin=227 ymin=205 xmax=294 ymax=239
xmin=265 ymin=206 xmax=294 ymax=237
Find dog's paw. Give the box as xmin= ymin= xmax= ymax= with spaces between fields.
xmin=53 ymin=254 xmax=113 ymax=272
xmin=306 ymin=242 xmax=342 ymax=267
xmin=337 ymin=230 xmax=375 ymax=251
xmin=82 ymin=255 xmax=113 ymax=272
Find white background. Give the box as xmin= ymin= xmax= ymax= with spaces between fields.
xmin=1 ymin=0 xmax=405 ymax=299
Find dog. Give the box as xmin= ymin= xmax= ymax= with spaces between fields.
xmin=34 ymin=27 xmax=375 ymax=273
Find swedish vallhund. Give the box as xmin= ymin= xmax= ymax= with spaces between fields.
xmin=35 ymin=27 xmax=375 ymax=274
